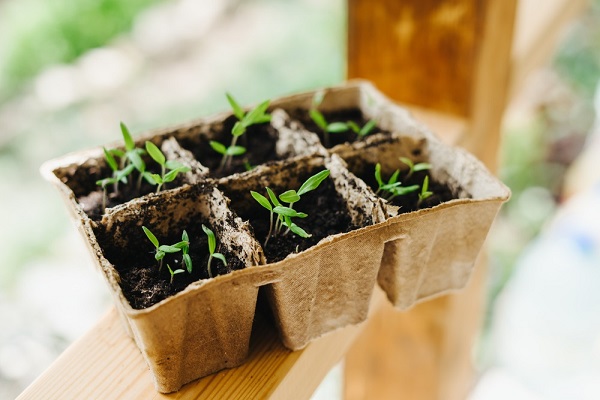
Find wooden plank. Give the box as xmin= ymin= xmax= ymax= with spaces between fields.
xmin=17 ymin=289 xmax=388 ymax=400
xmin=345 ymin=1 xmax=517 ymax=399
xmin=348 ymin=0 xmax=479 ymax=118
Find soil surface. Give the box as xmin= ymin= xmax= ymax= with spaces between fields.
xmin=355 ymin=163 xmax=458 ymax=213
xmin=226 ymin=177 xmax=358 ymax=263
xmin=178 ymin=115 xmax=281 ymax=178
xmin=289 ymin=107 xmax=388 ymax=148
xmin=94 ymin=222 xmax=244 ymax=309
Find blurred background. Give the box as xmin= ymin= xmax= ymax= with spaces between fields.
xmin=0 ymin=0 xmax=599 ymax=399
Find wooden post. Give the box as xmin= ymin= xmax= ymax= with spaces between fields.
xmin=345 ymin=1 xmax=517 ymax=399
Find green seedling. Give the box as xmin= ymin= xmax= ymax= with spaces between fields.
xmin=145 ymin=141 xmax=191 ymax=193
xmin=202 ymin=224 xmax=227 ymax=279
xmin=399 ymin=157 xmax=432 ymax=180
xmin=96 ymin=147 xmax=136 ymax=212
xmin=166 ymin=264 xmax=185 ymax=284
xmin=142 ymin=226 xmax=187 ymax=272
xmin=347 ymin=119 xmax=377 ymax=138
xmin=210 ymin=93 xmax=271 ymax=171
xmin=309 ymin=91 xmax=349 ymax=148
xmin=180 ymin=230 xmax=193 ymax=273
xmin=251 ymin=169 xmax=330 ymax=247
xmin=374 ymin=163 xmax=419 ymax=202
xmin=119 ymin=122 xmax=149 ymax=190
xmin=417 ymin=175 xmax=434 ymax=207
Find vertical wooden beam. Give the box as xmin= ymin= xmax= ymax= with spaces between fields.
xmin=345 ymin=1 xmax=517 ymax=399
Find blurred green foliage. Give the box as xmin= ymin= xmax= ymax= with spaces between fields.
xmin=0 ymin=0 xmax=160 ymax=102
xmin=554 ymin=0 xmax=600 ymax=100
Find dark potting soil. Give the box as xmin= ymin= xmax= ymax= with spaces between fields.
xmin=289 ymin=107 xmax=389 ymax=148
xmin=94 ymin=222 xmax=245 ymax=309
xmin=356 ymin=163 xmax=458 ymax=213
xmin=178 ymin=115 xmax=281 ymax=178
xmin=240 ymin=178 xmax=358 ymax=263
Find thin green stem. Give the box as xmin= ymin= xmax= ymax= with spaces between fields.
xmin=207 ymin=255 xmax=213 ymax=278
xmin=264 ymin=210 xmax=274 ymax=248
xmin=102 ymin=187 xmax=107 ymax=214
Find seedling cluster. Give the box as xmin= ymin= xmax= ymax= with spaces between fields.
xmin=210 ymin=93 xmax=271 ymax=171
xmin=142 ymin=225 xmax=227 ymax=284
xmin=309 ymin=91 xmax=376 ymax=147
xmin=251 ymin=169 xmax=330 ymax=248
xmin=374 ymin=157 xmax=434 ymax=206
xmin=96 ymin=122 xmax=191 ymax=213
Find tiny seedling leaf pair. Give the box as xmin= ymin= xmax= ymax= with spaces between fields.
xmin=144 ymin=141 xmax=191 ymax=193
xmin=374 ymin=158 xmax=433 ymax=204
xmin=202 ymin=224 xmax=227 ymax=279
xmin=142 ymin=226 xmax=191 ymax=275
xmin=310 ymin=91 xmax=376 ymax=147
xmin=251 ymin=169 xmax=330 ymax=248
xmin=210 ymin=93 xmax=272 ymax=170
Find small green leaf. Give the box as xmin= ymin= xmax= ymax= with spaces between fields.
xmin=163 ymin=168 xmax=183 ymax=183
xmin=266 ymin=187 xmax=281 ymax=207
xmin=173 ymin=240 xmax=188 ymax=249
xmin=173 ymin=269 xmax=185 ymax=275
xmin=243 ymin=100 xmax=270 ymax=127
xmin=414 ymin=163 xmax=432 ymax=172
xmin=226 ymin=145 xmax=246 ymax=156
xmin=226 ymin=92 xmax=245 ymax=120
xmin=202 ymin=224 xmax=216 ymax=254
xmin=393 ymin=185 xmax=420 ymax=195
xmin=103 ymin=147 xmax=119 ymax=171
xmin=251 ymin=191 xmax=273 ymax=211
xmin=96 ymin=178 xmax=112 ymax=187
xmin=359 ymin=120 xmax=377 ymax=136
xmin=388 ymin=170 xmax=400 ymax=186
xmin=421 ymin=175 xmax=430 ymax=193
xmin=213 ymin=253 xmax=227 ymax=266
xmin=143 ymin=171 xmax=157 ymax=184
xmin=210 ymin=141 xmax=227 ymax=155
xmin=116 ymin=164 xmax=135 ymax=182
xmin=346 ymin=121 xmax=360 ymax=133
xmin=399 ymin=157 xmax=414 ymax=170
xmin=156 ymin=250 xmax=165 ymax=261
xmin=120 ymin=122 xmax=135 ymax=151
xmin=165 ymin=160 xmax=185 ymax=170
xmin=182 ymin=230 xmax=189 ymax=243
xmin=309 ymin=109 xmax=327 ymax=130
xmin=142 ymin=226 xmax=159 ymax=248
xmin=127 ymin=150 xmax=145 ymax=172
xmin=381 ymin=182 xmax=402 ymax=191
xmin=159 ymin=245 xmax=182 ymax=253
xmin=374 ymin=163 xmax=383 ymax=187
xmin=327 ymin=122 xmax=349 ymax=133
xmin=150 ymin=173 xmax=163 ymax=184
xmin=279 ymin=190 xmax=300 ymax=204
xmin=109 ymin=148 xmax=125 ymax=158
xmin=297 ymin=169 xmax=330 ymax=196
xmin=145 ymin=141 xmax=166 ymax=166
xmin=290 ymin=223 xmax=311 ymax=238
xmin=244 ymin=160 xmax=254 ymax=171
xmin=273 ymin=206 xmax=307 ymax=218
xmin=183 ymin=254 xmax=193 ymax=273
xmin=231 ymin=121 xmax=246 ymax=137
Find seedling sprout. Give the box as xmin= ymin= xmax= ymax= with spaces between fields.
xmin=142 ymin=226 xmax=186 ymax=272
xmin=399 ymin=157 xmax=432 ymax=180
xmin=166 ymin=264 xmax=185 ymax=284
xmin=96 ymin=147 xmax=135 ymax=212
xmin=417 ymin=175 xmax=434 ymax=207
xmin=309 ymin=91 xmax=349 ymax=147
xmin=251 ymin=169 xmax=330 ymax=248
xmin=145 ymin=141 xmax=191 ymax=193
xmin=202 ymin=224 xmax=227 ymax=279
xmin=374 ymin=163 xmax=419 ymax=202
xmin=210 ymin=93 xmax=271 ymax=171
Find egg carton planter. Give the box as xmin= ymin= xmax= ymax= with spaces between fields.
xmin=41 ymin=80 xmax=510 ymax=393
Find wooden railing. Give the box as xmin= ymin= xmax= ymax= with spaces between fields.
xmin=18 ymin=0 xmax=586 ymax=398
